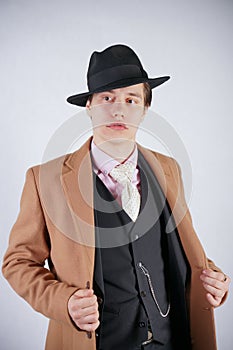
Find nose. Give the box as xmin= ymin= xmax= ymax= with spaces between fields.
xmin=111 ymin=102 xmax=126 ymax=119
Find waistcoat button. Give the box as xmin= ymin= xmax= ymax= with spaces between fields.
xmin=138 ymin=321 xmax=146 ymax=328
xmin=97 ymin=297 xmax=103 ymax=305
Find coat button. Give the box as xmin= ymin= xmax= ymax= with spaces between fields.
xmin=141 ymin=291 xmax=146 ymax=297
xmin=138 ymin=321 xmax=146 ymax=328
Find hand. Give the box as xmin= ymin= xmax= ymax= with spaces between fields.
xmin=68 ymin=288 xmax=100 ymax=332
xmin=200 ymin=269 xmax=230 ymax=307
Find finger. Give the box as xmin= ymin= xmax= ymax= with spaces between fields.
xmin=74 ymin=304 xmax=99 ymax=319
xmin=76 ymin=312 xmax=99 ymax=325
xmin=68 ymin=294 xmax=97 ymax=314
xmin=74 ymin=289 xmax=94 ymax=298
xmin=200 ymin=273 xmax=229 ymax=295
xmin=200 ymin=275 xmax=224 ymax=290
xmin=78 ymin=295 xmax=98 ymax=308
xmin=206 ymin=293 xmax=221 ymax=307
xmin=78 ymin=320 xmax=100 ymax=332
xmin=202 ymin=269 xmax=225 ymax=282
xmin=202 ymin=282 xmax=225 ymax=299
xmin=70 ymin=295 xmax=98 ymax=312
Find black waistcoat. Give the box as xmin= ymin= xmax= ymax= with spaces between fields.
xmin=93 ymin=151 xmax=191 ymax=350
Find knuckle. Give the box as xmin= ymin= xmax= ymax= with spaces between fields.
xmin=68 ymin=303 xmax=74 ymax=312
xmin=92 ymin=321 xmax=100 ymax=331
xmin=88 ymin=324 xmax=95 ymax=332
xmin=78 ymin=299 xmax=85 ymax=308
xmin=76 ymin=319 xmax=82 ymax=328
xmin=75 ymin=310 xmax=83 ymax=319
xmin=70 ymin=305 xmax=77 ymax=314
xmin=212 ymin=279 xmax=218 ymax=286
xmin=75 ymin=290 xmax=83 ymax=297
xmin=212 ymin=280 xmax=218 ymax=288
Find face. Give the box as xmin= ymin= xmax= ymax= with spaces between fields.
xmin=86 ymin=83 xmax=147 ymax=147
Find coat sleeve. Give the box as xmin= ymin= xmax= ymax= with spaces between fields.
xmin=2 ymin=168 xmax=78 ymax=326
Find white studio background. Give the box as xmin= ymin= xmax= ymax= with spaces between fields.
xmin=0 ymin=0 xmax=232 ymax=349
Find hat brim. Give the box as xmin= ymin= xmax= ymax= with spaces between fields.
xmin=66 ymin=76 xmax=170 ymax=107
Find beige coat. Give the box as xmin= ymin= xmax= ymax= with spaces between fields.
xmin=2 ymin=137 xmax=224 ymax=350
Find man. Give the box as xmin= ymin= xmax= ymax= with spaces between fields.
xmin=2 ymin=44 xmax=230 ymax=350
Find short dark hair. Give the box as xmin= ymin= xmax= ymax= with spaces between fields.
xmin=87 ymin=82 xmax=152 ymax=107
xmin=143 ymin=82 xmax=152 ymax=107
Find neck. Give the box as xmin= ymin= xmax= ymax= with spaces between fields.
xmin=93 ymin=138 xmax=136 ymax=162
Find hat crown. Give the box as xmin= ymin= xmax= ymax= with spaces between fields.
xmin=88 ymin=44 xmax=146 ymax=78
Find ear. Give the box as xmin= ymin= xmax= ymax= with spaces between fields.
xmin=140 ymin=106 xmax=148 ymax=122
xmin=86 ymin=100 xmax=92 ymax=117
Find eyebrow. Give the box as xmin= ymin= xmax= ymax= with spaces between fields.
xmin=127 ymin=92 xmax=142 ymax=99
xmin=102 ymin=90 xmax=142 ymax=99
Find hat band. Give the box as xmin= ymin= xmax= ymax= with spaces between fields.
xmin=88 ymin=64 xmax=144 ymax=91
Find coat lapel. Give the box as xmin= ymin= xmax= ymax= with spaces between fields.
xmin=60 ymin=137 xmax=96 ymax=283
xmin=137 ymin=144 xmax=207 ymax=269
xmin=61 ymin=139 xmax=94 ymax=232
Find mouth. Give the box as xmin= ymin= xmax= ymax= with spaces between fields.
xmin=106 ymin=123 xmax=128 ymax=130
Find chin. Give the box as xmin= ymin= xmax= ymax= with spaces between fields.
xmin=107 ymin=137 xmax=135 ymax=144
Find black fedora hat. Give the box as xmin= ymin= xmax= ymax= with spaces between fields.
xmin=67 ymin=44 xmax=170 ymax=107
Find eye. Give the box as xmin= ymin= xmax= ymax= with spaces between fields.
xmin=103 ymin=96 xmax=112 ymax=102
xmin=127 ymin=98 xmax=136 ymax=104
